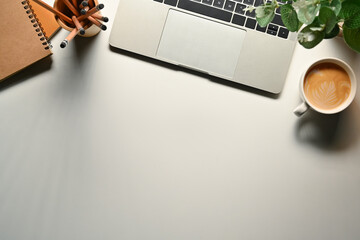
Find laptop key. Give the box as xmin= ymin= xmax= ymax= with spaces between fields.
xmin=254 ymin=0 xmax=263 ymax=6
xmin=245 ymin=9 xmax=256 ymax=17
xmin=202 ymin=0 xmax=213 ymax=5
xmin=256 ymin=23 xmax=266 ymax=32
xmin=178 ymin=0 xmax=232 ymax=22
xmin=271 ymin=14 xmax=284 ymax=26
xmin=235 ymin=3 xmax=246 ymax=14
xmin=232 ymin=14 xmax=246 ymax=26
xmin=164 ymin=0 xmax=178 ymax=6
xmin=268 ymin=24 xmax=278 ymax=31
xmin=154 ymin=0 xmax=164 ymax=2
xmin=224 ymin=0 xmax=236 ymax=11
xmin=278 ymin=27 xmax=289 ymax=39
xmin=245 ymin=18 xmax=256 ymax=29
xmin=213 ymin=0 xmax=225 ymax=8
xmin=243 ymin=0 xmax=254 ymax=5
xmin=267 ymin=29 xmax=277 ymax=35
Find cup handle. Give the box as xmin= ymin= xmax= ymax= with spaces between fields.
xmin=293 ymin=102 xmax=309 ymax=117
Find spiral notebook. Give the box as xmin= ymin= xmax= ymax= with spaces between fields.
xmin=0 ymin=0 xmax=53 ymax=81
xmin=29 ymin=0 xmax=60 ymax=39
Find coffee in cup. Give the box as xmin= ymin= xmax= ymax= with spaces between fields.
xmin=294 ymin=58 xmax=356 ymax=116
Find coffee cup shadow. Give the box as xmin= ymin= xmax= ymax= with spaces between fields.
xmin=295 ymin=102 xmax=360 ymax=151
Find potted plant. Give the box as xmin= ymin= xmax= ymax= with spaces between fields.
xmin=249 ymin=0 xmax=360 ymax=53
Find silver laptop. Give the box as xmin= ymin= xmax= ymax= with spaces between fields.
xmin=109 ymin=0 xmax=297 ymax=94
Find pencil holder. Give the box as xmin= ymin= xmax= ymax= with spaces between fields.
xmin=54 ymin=0 xmax=101 ymax=37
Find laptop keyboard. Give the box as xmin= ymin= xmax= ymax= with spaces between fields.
xmin=153 ymin=0 xmax=290 ymax=39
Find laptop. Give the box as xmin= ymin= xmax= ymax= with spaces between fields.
xmin=109 ymin=0 xmax=297 ymax=94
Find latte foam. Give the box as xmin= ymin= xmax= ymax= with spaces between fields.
xmin=304 ymin=63 xmax=351 ymax=110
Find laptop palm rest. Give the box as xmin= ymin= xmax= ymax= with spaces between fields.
xmin=157 ymin=10 xmax=246 ymax=79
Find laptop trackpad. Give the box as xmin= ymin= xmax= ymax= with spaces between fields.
xmin=157 ymin=10 xmax=246 ymax=79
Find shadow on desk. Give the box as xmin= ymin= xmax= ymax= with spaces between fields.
xmin=109 ymin=46 xmax=280 ymax=99
xmin=73 ymin=35 xmax=98 ymax=62
xmin=0 ymin=57 xmax=52 ymax=92
xmin=295 ymin=101 xmax=360 ymax=152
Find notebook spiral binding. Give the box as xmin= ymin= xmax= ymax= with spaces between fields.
xmin=21 ymin=0 xmax=53 ymax=50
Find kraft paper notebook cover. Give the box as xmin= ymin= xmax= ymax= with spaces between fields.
xmin=0 ymin=0 xmax=52 ymax=81
xmin=29 ymin=0 xmax=60 ymax=39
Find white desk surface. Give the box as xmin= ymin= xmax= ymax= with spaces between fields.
xmin=1 ymin=1 xmax=360 ymax=239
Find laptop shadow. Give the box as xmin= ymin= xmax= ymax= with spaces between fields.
xmin=109 ymin=46 xmax=280 ymax=99
xmin=0 ymin=56 xmax=53 ymax=92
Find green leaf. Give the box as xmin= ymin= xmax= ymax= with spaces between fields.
xmin=345 ymin=13 xmax=360 ymax=29
xmin=339 ymin=0 xmax=360 ymax=28
xmin=325 ymin=23 xmax=340 ymax=38
xmin=280 ymin=4 xmax=299 ymax=32
xmin=343 ymin=25 xmax=360 ymax=53
xmin=318 ymin=6 xmax=337 ymax=34
xmin=255 ymin=3 xmax=276 ymax=27
xmin=298 ymin=19 xmax=325 ymax=48
xmin=297 ymin=21 xmax=304 ymax=31
xmin=338 ymin=0 xmax=360 ymax=20
xmin=322 ymin=0 xmax=342 ymax=16
xmin=297 ymin=2 xmax=321 ymax=25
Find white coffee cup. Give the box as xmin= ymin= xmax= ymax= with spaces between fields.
xmin=294 ymin=58 xmax=357 ymax=117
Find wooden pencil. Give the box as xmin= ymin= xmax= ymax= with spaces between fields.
xmin=60 ymin=20 xmax=86 ymax=48
xmin=88 ymin=0 xmax=94 ymax=8
xmin=72 ymin=16 xmax=85 ymax=35
xmin=32 ymin=0 xmax=73 ymax=24
xmin=91 ymin=12 xmax=108 ymax=22
xmin=87 ymin=15 xmax=106 ymax=30
xmin=71 ymin=0 xmax=77 ymax=7
xmin=80 ymin=6 xmax=89 ymax=15
xmin=79 ymin=0 xmax=89 ymax=7
xmin=77 ymin=4 xmax=104 ymax=21
xmin=61 ymin=0 xmax=80 ymax=16
xmin=60 ymin=28 xmax=77 ymax=48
